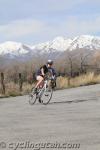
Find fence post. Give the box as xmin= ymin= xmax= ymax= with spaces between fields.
xmin=0 ymin=72 xmax=5 ymax=94
xmin=68 ymin=76 xmax=70 ymax=86
xmin=19 ymin=73 xmax=23 ymax=92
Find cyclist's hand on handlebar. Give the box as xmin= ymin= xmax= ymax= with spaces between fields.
xmin=51 ymin=75 xmax=56 ymax=80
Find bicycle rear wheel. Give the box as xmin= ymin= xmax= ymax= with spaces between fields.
xmin=29 ymin=88 xmax=37 ymax=105
xmin=40 ymin=87 xmax=53 ymax=105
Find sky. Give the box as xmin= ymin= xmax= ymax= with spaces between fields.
xmin=0 ymin=0 xmax=100 ymax=45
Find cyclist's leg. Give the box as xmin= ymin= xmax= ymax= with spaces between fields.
xmin=35 ymin=75 xmax=44 ymax=89
xmin=35 ymin=76 xmax=44 ymax=103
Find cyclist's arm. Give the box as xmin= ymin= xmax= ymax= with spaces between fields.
xmin=41 ymin=68 xmax=45 ymax=77
xmin=52 ymin=68 xmax=57 ymax=79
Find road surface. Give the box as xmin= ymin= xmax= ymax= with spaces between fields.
xmin=0 ymin=84 xmax=100 ymax=150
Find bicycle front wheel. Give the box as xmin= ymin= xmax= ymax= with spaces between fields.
xmin=40 ymin=87 xmax=53 ymax=105
xmin=29 ymin=88 xmax=37 ymax=105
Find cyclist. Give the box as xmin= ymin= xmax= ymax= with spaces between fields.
xmin=34 ymin=60 xmax=56 ymax=96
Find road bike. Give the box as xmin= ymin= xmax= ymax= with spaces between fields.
xmin=29 ymin=77 xmax=56 ymax=105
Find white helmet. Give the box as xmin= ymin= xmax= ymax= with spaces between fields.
xmin=47 ymin=59 xmax=53 ymax=65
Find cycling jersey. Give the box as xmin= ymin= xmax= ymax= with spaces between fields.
xmin=36 ymin=65 xmax=48 ymax=76
xmin=36 ymin=65 xmax=56 ymax=77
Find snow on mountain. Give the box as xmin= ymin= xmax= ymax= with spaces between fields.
xmin=32 ymin=35 xmax=100 ymax=52
xmin=32 ymin=36 xmax=72 ymax=52
xmin=0 ymin=41 xmax=31 ymax=56
xmin=1 ymin=35 xmax=100 ymax=58
xmin=69 ymin=35 xmax=100 ymax=50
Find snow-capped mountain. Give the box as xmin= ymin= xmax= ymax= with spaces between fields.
xmin=0 ymin=41 xmax=32 ymax=57
xmin=32 ymin=36 xmax=72 ymax=52
xmin=0 ymin=35 xmax=100 ymax=58
xmin=32 ymin=35 xmax=100 ymax=53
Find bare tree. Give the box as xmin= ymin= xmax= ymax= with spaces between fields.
xmin=79 ymin=51 xmax=92 ymax=73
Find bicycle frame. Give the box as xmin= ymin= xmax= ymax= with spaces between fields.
xmin=37 ymin=79 xmax=48 ymax=99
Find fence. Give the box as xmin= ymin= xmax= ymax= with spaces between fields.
xmin=0 ymin=72 xmax=23 ymax=95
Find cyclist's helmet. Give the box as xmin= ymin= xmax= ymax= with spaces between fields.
xmin=47 ymin=59 xmax=53 ymax=65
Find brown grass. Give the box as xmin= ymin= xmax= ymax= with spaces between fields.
xmin=0 ymin=82 xmax=34 ymax=97
xmin=57 ymin=72 xmax=100 ymax=89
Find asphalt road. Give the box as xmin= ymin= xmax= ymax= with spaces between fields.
xmin=0 ymin=84 xmax=100 ymax=150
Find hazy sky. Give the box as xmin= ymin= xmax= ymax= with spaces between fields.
xmin=0 ymin=0 xmax=100 ymax=44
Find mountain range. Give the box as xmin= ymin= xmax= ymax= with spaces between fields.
xmin=0 ymin=35 xmax=100 ymax=64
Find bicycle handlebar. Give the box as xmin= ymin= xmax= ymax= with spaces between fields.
xmin=44 ymin=76 xmax=55 ymax=81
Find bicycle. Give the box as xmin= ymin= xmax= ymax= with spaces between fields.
xmin=29 ymin=77 xmax=55 ymax=105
